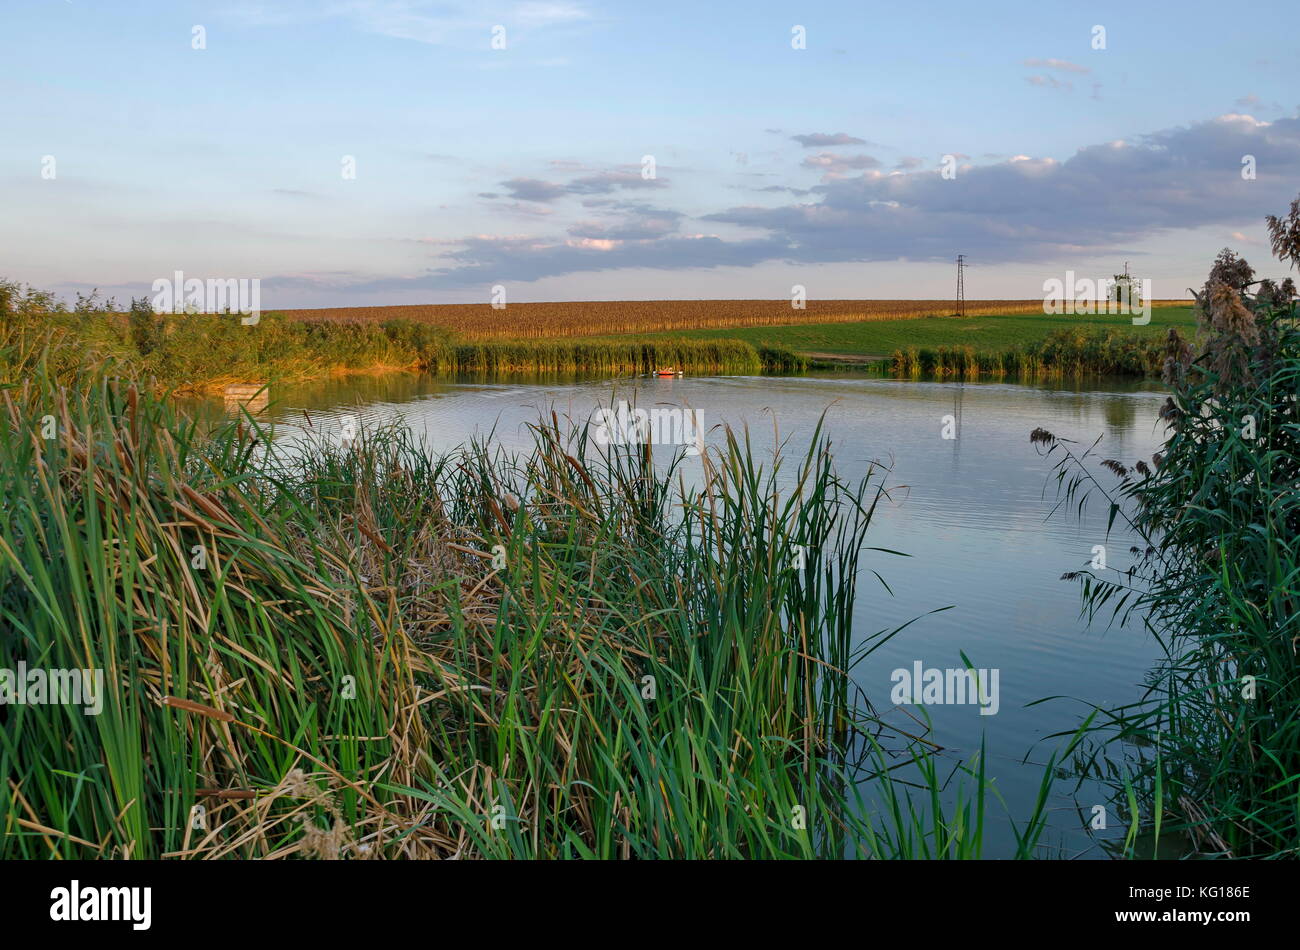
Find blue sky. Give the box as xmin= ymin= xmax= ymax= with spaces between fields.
xmin=3 ymin=0 xmax=1299 ymax=307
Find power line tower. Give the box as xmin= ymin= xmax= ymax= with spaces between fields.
xmin=955 ymin=254 xmax=967 ymax=317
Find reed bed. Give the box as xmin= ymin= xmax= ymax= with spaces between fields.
xmin=1034 ymin=330 xmax=1300 ymax=856
xmin=0 ymin=288 xmax=438 ymax=391
xmin=436 ymin=337 xmax=799 ymax=375
xmin=889 ymin=328 xmax=1169 ymax=379
xmin=0 ymin=361 xmax=1050 ymax=858
xmin=0 ymin=287 xmax=804 ymax=390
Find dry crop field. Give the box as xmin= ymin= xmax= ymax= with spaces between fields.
xmin=272 ymin=298 xmax=1073 ymax=340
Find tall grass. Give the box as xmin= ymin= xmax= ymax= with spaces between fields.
xmin=890 ymin=328 xmax=1169 ymax=379
xmin=0 ymin=282 xmax=804 ymax=389
xmin=0 ymin=360 xmax=1044 ymax=858
xmin=0 ymin=284 xmax=443 ymax=390
xmin=435 ymin=337 xmax=798 ymax=375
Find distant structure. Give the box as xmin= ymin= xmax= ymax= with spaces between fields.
xmin=955 ymin=254 xmax=967 ymax=317
xmin=1110 ymin=261 xmax=1143 ymax=309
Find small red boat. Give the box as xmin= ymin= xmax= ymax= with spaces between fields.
xmin=653 ymin=367 xmax=680 ymax=377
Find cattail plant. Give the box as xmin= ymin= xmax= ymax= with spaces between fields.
xmin=0 ymin=360 xmax=1057 ymax=859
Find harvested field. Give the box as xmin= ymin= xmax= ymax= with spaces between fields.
xmin=270 ymin=299 xmax=1163 ymax=340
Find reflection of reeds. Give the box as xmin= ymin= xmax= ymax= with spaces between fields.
xmin=0 ymin=365 xmax=1059 ymax=858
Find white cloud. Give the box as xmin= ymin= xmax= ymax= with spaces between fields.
xmin=266 ymin=113 xmax=1300 ymax=290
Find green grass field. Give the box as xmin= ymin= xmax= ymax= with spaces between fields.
xmin=587 ymin=306 xmax=1198 ymax=361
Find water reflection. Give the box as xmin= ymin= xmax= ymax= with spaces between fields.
xmin=188 ymin=369 xmax=1170 ymax=857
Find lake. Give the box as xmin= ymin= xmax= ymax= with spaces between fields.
xmin=208 ymin=369 xmax=1172 ymax=857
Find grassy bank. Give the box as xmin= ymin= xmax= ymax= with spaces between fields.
xmin=0 ymin=361 xmax=1055 ymax=858
xmin=0 ymin=280 xmax=1191 ymax=386
xmin=595 ymin=306 xmax=1188 ymax=354
xmin=889 ymin=326 xmax=1170 ymax=379
xmin=0 ymin=278 xmax=1196 ymax=387
xmin=0 ymin=283 xmax=806 ymax=390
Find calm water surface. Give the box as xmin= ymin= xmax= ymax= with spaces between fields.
xmin=211 ymin=370 xmax=1172 ymax=857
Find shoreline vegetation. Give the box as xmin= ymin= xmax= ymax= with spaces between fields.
xmin=887 ymin=328 xmax=1169 ymax=379
xmin=1033 ymin=225 xmax=1300 ymax=858
xmin=1 ymin=280 xmax=1193 ymax=392
xmin=0 ymin=361 xmax=1064 ymax=858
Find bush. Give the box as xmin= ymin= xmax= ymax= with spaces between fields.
xmin=128 ymin=296 xmax=161 ymax=355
